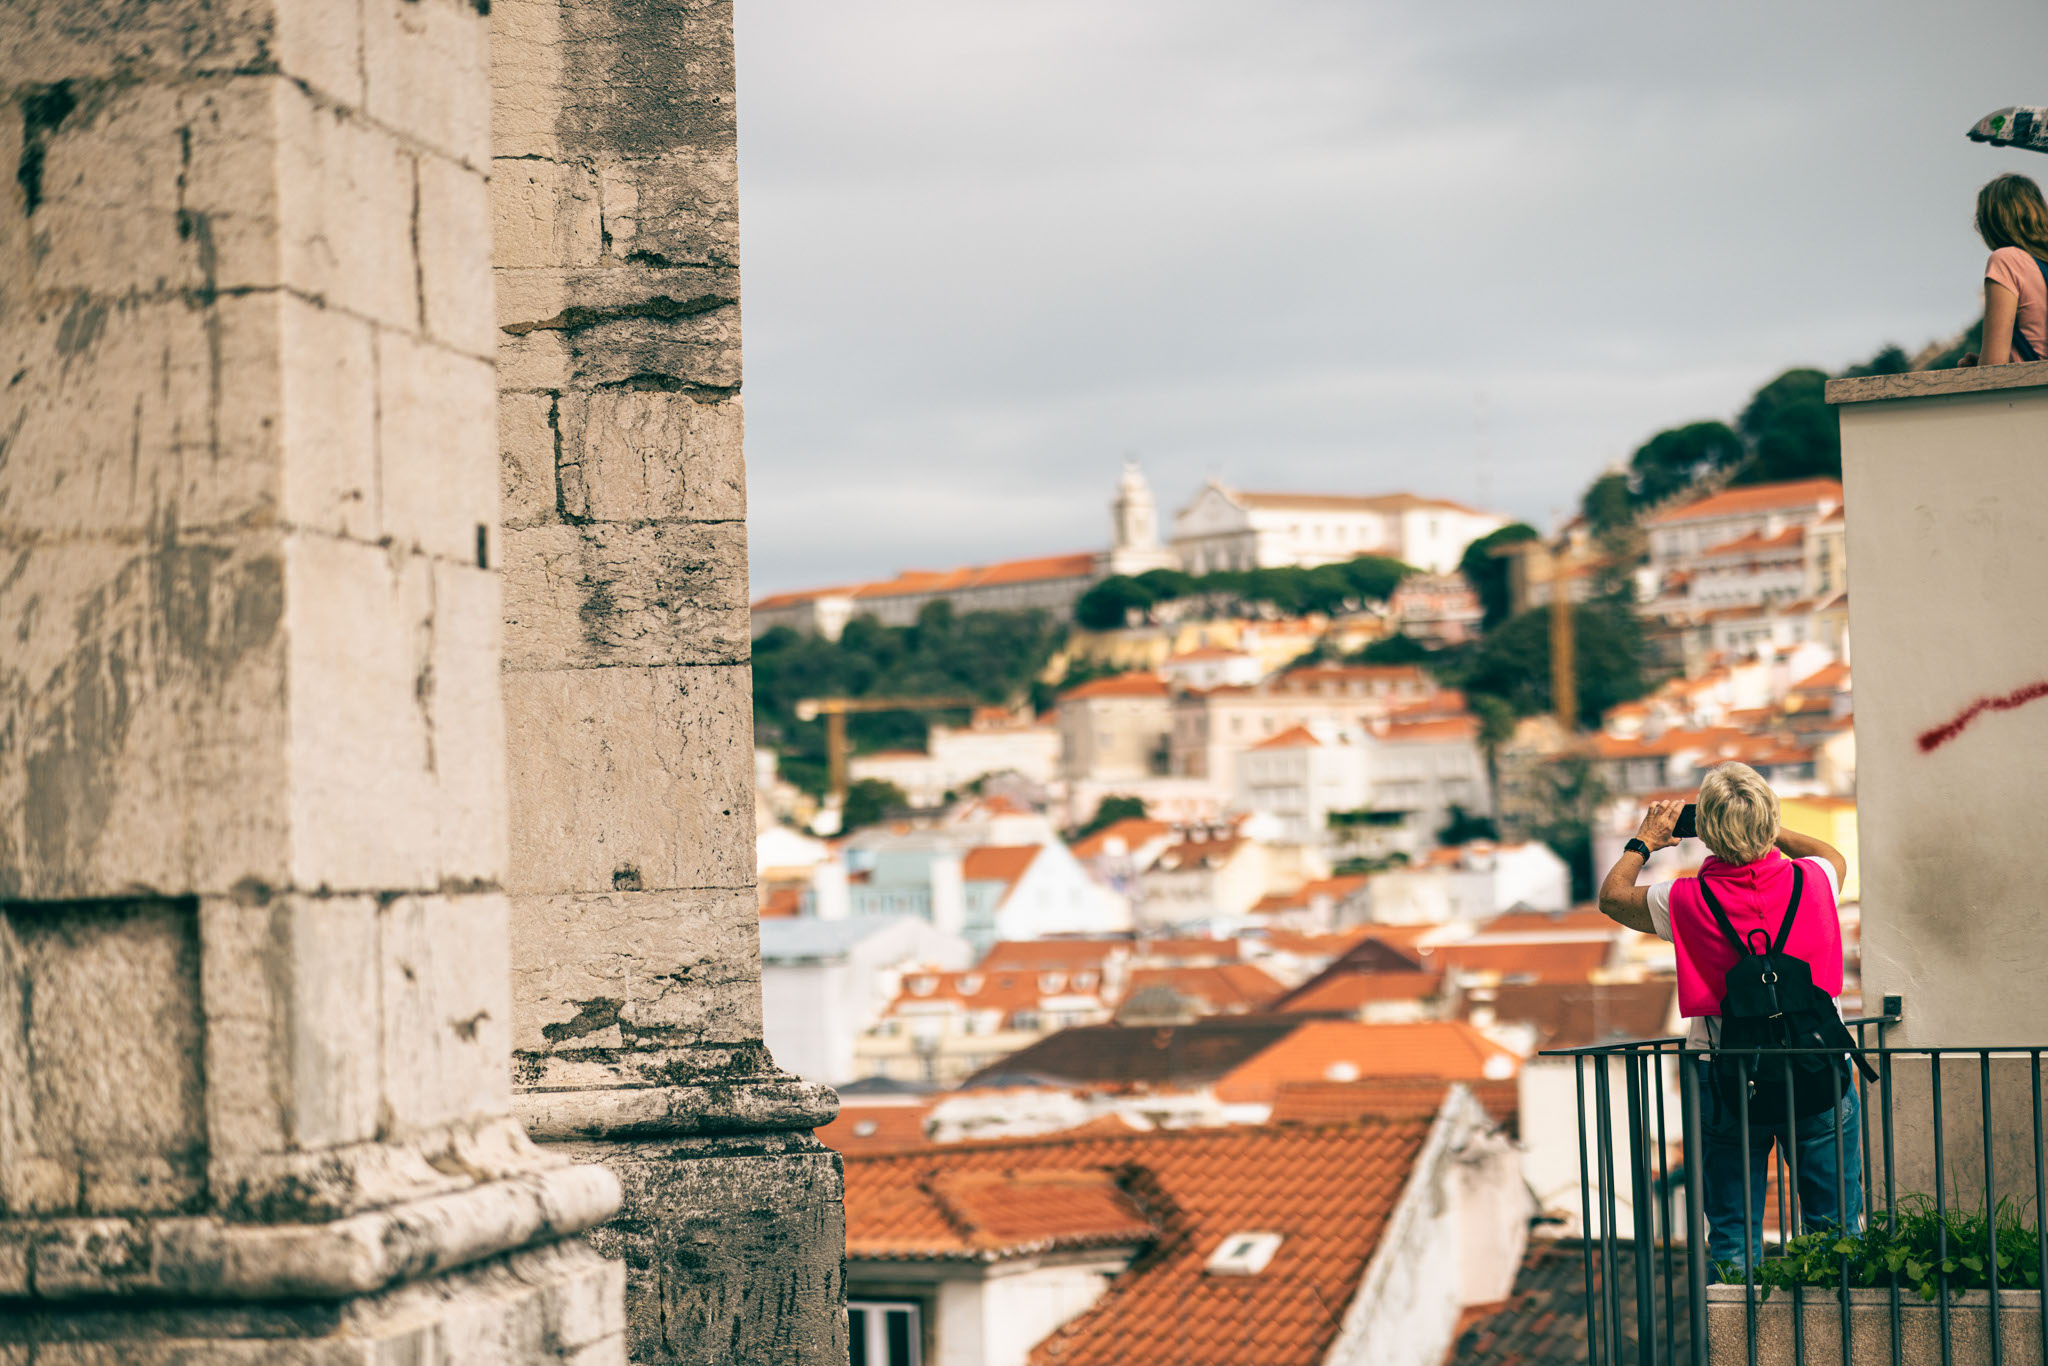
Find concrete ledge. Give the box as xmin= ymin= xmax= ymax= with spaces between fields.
xmin=1 ymin=1163 xmax=621 ymax=1301
xmin=1706 ymin=1283 xmax=2045 ymax=1365
xmin=516 ymin=1075 xmax=839 ymax=1140
xmin=1826 ymin=361 xmax=2048 ymax=405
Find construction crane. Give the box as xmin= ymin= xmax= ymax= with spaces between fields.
xmin=793 ymin=696 xmax=979 ymax=824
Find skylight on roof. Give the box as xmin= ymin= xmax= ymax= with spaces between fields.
xmin=1206 ymin=1231 xmax=1283 ymax=1276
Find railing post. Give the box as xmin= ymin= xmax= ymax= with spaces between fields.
xmin=1681 ymin=1053 xmax=1711 ymax=1366
xmin=1627 ymin=1051 xmax=1661 ymax=1365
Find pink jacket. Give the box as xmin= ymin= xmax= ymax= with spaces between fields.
xmin=1667 ymin=849 xmax=1844 ymax=1018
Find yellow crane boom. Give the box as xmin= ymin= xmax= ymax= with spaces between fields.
xmin=794 ymin=695 xmax=979 ymax=802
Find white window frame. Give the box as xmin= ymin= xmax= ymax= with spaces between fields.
xmin=848 ymin=1299 xmax=924 ymax=1366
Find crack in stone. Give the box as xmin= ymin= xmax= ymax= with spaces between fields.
xmin=500 ymin=293 xmax=732 ymax=337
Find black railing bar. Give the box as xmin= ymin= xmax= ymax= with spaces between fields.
xmin=1543 ymin=1041 xmax=2048 ymax=1060
xmin=1680 ymin=1060 xmax=1710 ymax=1366
xmin=1595 ymin=1059 xmax=1625 ymax=1366
xmin=1781 ymin=1061 xmax=1805 ymax=1366
xmin=1654 ymin=1045 xmax=1677 ymax=1366
xmin=2031 ymin=1054 xmax=2045 ymax=1366
xmin=1934 ymin=1055 xmax=1952 ymax=1366
xmin=1983 ymin=1051 xmax=2004 ymax=1366
xmin=1574 ymin=1058 xmax=1605 ymax=1366
xmin=1856 ymin=1020 xmax=1876 ymax=1255
xmin=1626 ymin=1054 xmax=1660 ymax=1366
xmin=1737 ymin=1055 xmax=1759 ymax=1366
xmin=1881 ymin=1043 xmax=1901 ymax=1366
xmin=1834 ymin=1055 xmax=1851 ymax=1366
xmin=1536 ymin=1016 xmax=1900 ymax=1058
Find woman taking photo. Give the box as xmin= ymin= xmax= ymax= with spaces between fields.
xmin=1964 ymin=173 xmax=2048 ymax=366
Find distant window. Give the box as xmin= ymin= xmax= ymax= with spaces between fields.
xmin=848 ymin=1301 xmax=922 ymax=1366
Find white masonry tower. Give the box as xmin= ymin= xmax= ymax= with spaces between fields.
xmin=1101 ymin=459 xmax=1180 ymax=577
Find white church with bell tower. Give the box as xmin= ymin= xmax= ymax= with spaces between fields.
xmin=1097 ymin=459 xmax=1182 ymax=577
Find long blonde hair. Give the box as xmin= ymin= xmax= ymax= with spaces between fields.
xmin=1976 ymin=174 xmax=2048 ymax=258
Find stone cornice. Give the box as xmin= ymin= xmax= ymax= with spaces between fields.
xmin=516 ymin=1073 xmax=839 ymax=1141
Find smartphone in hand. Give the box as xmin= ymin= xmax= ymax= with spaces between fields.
xmin=1674 ymin=803 xmax=1697 ymax=840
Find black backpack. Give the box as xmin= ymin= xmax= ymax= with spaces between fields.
xmin=1702 ymin=865 xmax=1876 ymax=1124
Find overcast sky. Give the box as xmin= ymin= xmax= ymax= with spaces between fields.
xmin=734 ymin=1 xmax=2048 ymax=597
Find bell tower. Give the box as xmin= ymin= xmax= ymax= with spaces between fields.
xmin=1104 ymin=460 xmax=1179 ymax=575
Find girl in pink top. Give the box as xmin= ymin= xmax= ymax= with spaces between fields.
xmin=1964 ymin=174 xmax=2048 ymax=366
xmin=1596 ymin=763 xmax=1857 ymax=1276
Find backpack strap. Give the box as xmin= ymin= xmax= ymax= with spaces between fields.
xmin=1770 ymin=863 xmax=1805 ymax=955
xmin=2016 ymin=257 xmax=2048 ymax=362
xmin=1695 ymin=877 xmax=1750 ymax=955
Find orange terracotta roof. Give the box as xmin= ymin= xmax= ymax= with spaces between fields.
xmin=845 ymin=1119 xmax=1436 ymax=1365
xmin=1791 ymin=661 xmax=1850 ymax=692
xmin=1379 ymin=714 xmax=1480 ymax=743
xmin=1165 ymin=646 xmax=1251 ymax=663
xmin=1475 ymin=908 xmax=1617 ymax=936
xmin=1255 ymin=927 xmax=1378 ymax=958
xmin=816 ymin=1103 xmax=935 ymax=1153
xmin=963 ymin=844 xmax=1041 ymax=890
xmin=1060 ymin=672 xmax=1171 ymax=702
xmin=977 ymin=940 xmax=1122 ymax=974
xmin=1213 ymin=1020 xmax=1520 ymax=1105
xmin=1276 ymin=663 xmax=1431 ymax=688
xmin=971 ymin=551 xmax=1100 ymax=586
xmin=1270 ymin=1077 xmax=1518 ymax=1131
xmin=1123 ymin=964 xmax=1286 ymax=1013
xmin=759 ymin=885 xmax=804 ymax=919
xmin=847 ymin=1164 xmax=1155 ymax=1261
xmin=1070 ymin=817 xmax=1175 ymax=861
xmin=1697 ymin=525 xmax=1806 ymax=557
xmin=1250 ymin=876 xmax=1370 ymax=914
xmin=1132 ymin=936 xmax=1243 ymax=964
xmin=1645 ymin=478 xmax=1843 ymax=526
xmin=1274 ymin=971 xmax=1445 ymax=1013
xmin=1251 ymin=724 xmax=1324 ymax=750
xmin=1149 ymin=834 xmax=1248 ymax=872
xmin=886 ymin=966 xmax=1108 ymax=1027
xmin=1420 ymin=940 xmax=1612 ymax=982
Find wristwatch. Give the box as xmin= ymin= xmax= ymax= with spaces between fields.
xmin=1624 ymin=837 xmax=1653 ymax=860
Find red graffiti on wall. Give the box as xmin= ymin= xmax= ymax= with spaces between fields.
xmin=1918 ymin=679 xmax=2048 ymax=753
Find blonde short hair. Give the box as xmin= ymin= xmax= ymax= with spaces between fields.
xmin=1697 ymin=762 xmax=1780 ymax=865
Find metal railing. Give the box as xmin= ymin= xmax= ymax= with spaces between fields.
xmin=1543 ymin=1011 xmax=2048 ymax=1366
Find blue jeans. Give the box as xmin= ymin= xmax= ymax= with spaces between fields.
xmin=1698 ymin=1059 xmax=1863 ymax=1277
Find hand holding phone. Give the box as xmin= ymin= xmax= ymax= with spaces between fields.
xmin=1674 ymin=803 xmax=1697 ymax=841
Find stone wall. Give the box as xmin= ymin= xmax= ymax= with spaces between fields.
xmin=1 ymin=0 xmax=624 ymax=1358
xmin=491 ymin=2 xmax=847 ymax=1362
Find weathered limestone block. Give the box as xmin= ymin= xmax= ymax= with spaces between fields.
xmin=493 ymin=159 xmax=604 ymax=272
xmin=508 ymin=887 xmax=762 ymax=1059
xmin=360 ymin=0 xmax=492 ymax=169
xmin=555 ymin=389 xmax=745 ymax=523
xmin=562 ymin=1139 xmax=846 ymax=1366
xmin=597 ymin=154 xmax=738 ymax=269
xmin=416 ymin=149 xmax=500 ymax=358
xmin=374 ymin=329 xmax=499 ymax=561
xmin=0 ymin=530 xmax=291 ymax=901
xmin=500 ymin=521 xmax=749 ymax=671
xmin=502 ymin=664 xmax=754 ymax=895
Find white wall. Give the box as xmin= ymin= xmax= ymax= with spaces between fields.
xmin=1837 ymin=377 xmax=2048 ymax=1048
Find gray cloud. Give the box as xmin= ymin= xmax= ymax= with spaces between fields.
xmin=735 ymin=0 xmax=2048 ymax=594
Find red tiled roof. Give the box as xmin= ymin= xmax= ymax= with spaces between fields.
xmin=1379 ymin=714 xmax=1480 ymax=743
xmin=1453 ymin=1237 xmax=1694 ymax=1364
xmin=1123 ymin=964 xmax=1286 ymax=1013
xmin=977 ymin=940 xmax=1122 ymax=975
xmin=1645 ymin=478 xmax=1843 ymax=526
xmin=886 ymin=966 xmax=1108 ymax=1028
xmin=759 ymin=885 xmax=804 ymax=919
xmin=1165 ymin=646 xmax=1251 ymax=663
xmin=815 ymin=1103 xmax=935 ymax=1153
xmin=1060 ymin=672 xmax=1172 ymax=702
xmin=1273 ymin=971 xmax=1444 ymax=1013
xmin=1237 ymin=489 xmax=1490 ymax=517
xmin=1071 ymin=817 xmax=1175 ymax=861
xmin=1270 ymin=1077 xmax=1518 ymax=1131
xmin=1250 ymin=875 xmax=1370 ymax=914
xmin=1132 ymin=936 xmax=1243 ymax=964
xmin=1474 ymin=908 xmax=1617 ymax=936
xmin=1255 ymin=927 xmax=1378 ymax=958
xmin=1251 ymin=724 xmax=1324 ymax=750
xmin=963 ymin=844 xmax=1042 ymax=888
xmin=1697 ymin=525 xmax=1806 ymax=557
xmin=845 ymin=1120 xmax=1437 ymax=1365
xmin=1275 ymin=663 xmax=1431 ymax=689
xmin=847 ymin=1164 xmax=1155 ymax=1260
xmin=1149 ymin=834 xmax=1248 ymax=872
xmin=1213 ymin=1020 xmax=1519 ymax=1105
xmin=1469 ymin=981 xmax=1675 ymax=1050
xmin=1421 ymin=940 xmax=1613 ymax=982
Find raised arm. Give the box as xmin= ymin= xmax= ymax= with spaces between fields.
xmin=1597 ymin=798 xmax=1685 ymax=935
xmin=1775 ymin=824 xmax=1849 ymax=889
xmin=1984 ymin=278 xmax=2019 ymax=366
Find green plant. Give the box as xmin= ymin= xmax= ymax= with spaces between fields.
xmin=1725 ymin=1196 xmax=2046 ymax=1303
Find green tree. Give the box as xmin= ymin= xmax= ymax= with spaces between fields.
xmin=1458 ymin=523 xmax=1541 ymax=630
xmin=1460 ymin=601 xmax=1648 ymax=729
xmin=1438 ymin=804 xmax=1500 ymax=846
xmin=1840 ymin=344 xmax=1909 ymax=378
xmin=841 ymin=778 xmax=909 ymax=833
xmin=1627 ymin=421 xmax=1744 ymax=507
xmin=1340 ymin=555 xmax=1414 ymax=603
xmin=1522 ymin=753 xmax=1611 ymax=901
xmin=1581 ymin=471 xmax=1632 ymax=536
xmin=1134 ymin=568 xmax=1197 ymax=600
xmin=1075 ymin=794 xmax=1148 ymax=840
xmin=1731 ymin=368 xmax=1838 ymax=486
xmin=1074 ymin=576 xmax=1155 ymax=630
xmin=1351 ymin=632 xmax=1431 ymax=666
